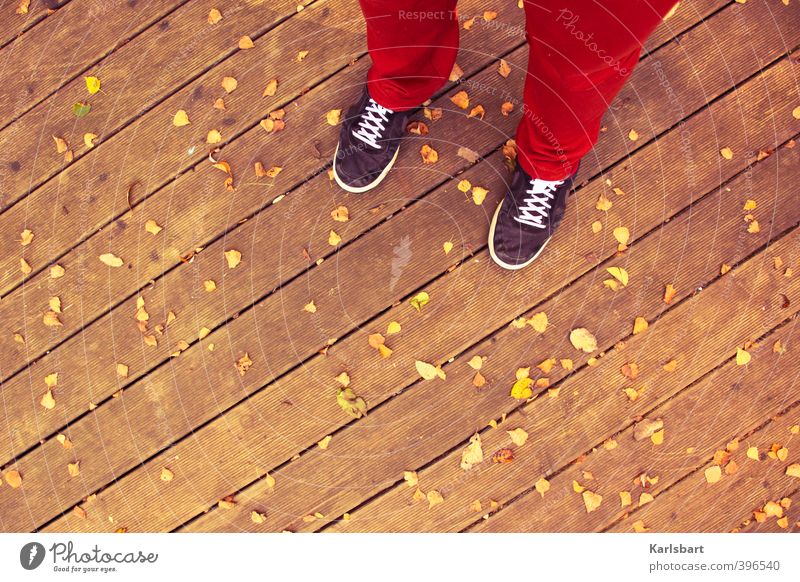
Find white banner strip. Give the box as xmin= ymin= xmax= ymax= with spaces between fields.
xmin=2 ymin=533 xmax=797 ymax=580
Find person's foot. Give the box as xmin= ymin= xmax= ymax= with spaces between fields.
xmin=488 ymin=164 xmax=577 ymax=270
xmin=332 ymin=87 xmax=409 ymax=193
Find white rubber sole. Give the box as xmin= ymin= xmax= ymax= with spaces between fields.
xmin=488 ymin=199 xmax=551 ymax=271
xmin=332 ymin=142 xmax=400 ymax=194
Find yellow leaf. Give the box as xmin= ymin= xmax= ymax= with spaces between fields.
xmin=596 ymin=193 xmax=613 ymax=211
xmin=785 ymin=463 xmax=800 ymax=478
xmin=238 ymin=35 xmax=254 ymax=49
xmin=68 ymin=462 xmax=81 ymax=477
xmin=663 ymin=283 xmax=677 ymax=304
xmin=53 ymin=135 xmax=68 ymax=153
xmin=50 ymin=264 xmax=65 ymax=279
xmin=471 ymin=186 xmax=488 ymax=205
xmin=704 ymin=465 xmax=722 ymax=484
xmin=207 ymin=8 xmax=222 ymax=24
xmin=591 ymin=220 xmax=603 ymax=233
xmin=443 ymin=241 xmax=454 ymax=255
xmin=317 ymin=435 xmax=332 ymax=450
xmin=736 ymin=348 xmax=751 ymax=366
xmin=415 ymin=360 xmax=440 ymax=381
xmin=620 ymin=491 xmax=632 ymax=507
xmin=613 ymin=226 xmax=630 ymax=246
xmin=144 ymin=219 xmax=162 ymax=235
xmin=457 ymin=179 xmax=472 ymax=193
xmin=250 ymin=511 xmax=266 ymax=524
xmin=582 ymin=490 xmax=603 ymax=513
xmin=85 ymin=76 xmax=101 ymax=94
xmin=633 ymin=316 xmax=648 ymax=335
xmin=450 ymin=90 xmax=469 ymax=109
xmin=507 ymin=428 xmax=528 ymax=446
xmin=99 ymin=253 xmax=124 ymax=267
xmin=5 ymin=470 xmax=22 ymax=488
xmin=303 ymin=301 xmax=317 ymax=313
xmin=420 ymin=144 xmax=439 ymax=164
xmin=43 ymin=311 xmax=62 ymax=327
xmin=460 ymin=433 xmax=484 ymax=470
xmin=224 ymin=249 xmax=242 ymax=269
xmin=173 ymin=109 xmax=190 ymax=126
xmin=49 ymin=296 xmax=62 ymax=313
xmin=720 ymin=147 xmax=734 ymax=160
xmin=221 ymin=76 xmax=238 ymax=94
xmin=410 ymin=292 xmax=430 ymax=312
xmin=40 ymin=389 xmax=56 ymax=410
xmin=628 ymin=129 xmax=639 ymax=141
xmin=528 ymin=312 xmax=548 ymax=333
xmin=403 ymin=471 xmax=418 ymax=487
xmin=328 ymin=230 xmax=342 ymax=246
xmin=535 ymin=477 xmax=550 ymax=497
xmin=326 ymin=109 xmax=342 ymax=126
xmin=569 ymin=327 xmax=598 ymax=353
xmin=427 ymin=490 xmax=444 ymax=508
xmin=207 ymin=129 xmax=222 ymax=144
xmin=387 ymin=321 xmax=402 ymax=335
xmin=331 ymin=205 xmax=349 ymax=222
xmin=606 ymin=266 xmax=629 ymax=287
xmin=203 ymin=280 xmax=217 ymax=292
xmin=84 ymin=133 xmax=98 ymax=148
xmin=651 ymin=429 xmax=665 ymax=445
xmin=510 ymin=377 xmax=533 ymax=400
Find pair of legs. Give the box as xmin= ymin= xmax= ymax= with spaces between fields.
xmin=334 ymin=0 xmax=678 ymax=268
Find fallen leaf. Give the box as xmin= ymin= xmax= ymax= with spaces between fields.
xmin=50 ymin=264 xmax=65 ymax=278
xmin=720 ymin=147 xmax=734 ymax=160
xmin=5 ymin=470 xmax=22 ymax=488
xmin=569 ymin=328 xmax=598 ymax=353
xmin=596 ymin=193 xmax=613 ymax=211
xmin=633 ymin=316 xmax=648 ymax=335
xmin=331 ymin=205 xmax=349 ymax=222
xmin=85 ymin=76 xmax=101 ymax=94
xmin=628 ymin=129 xmax=639 ymax=141
xmin=235 ymin=353 xmax=253 ymax=376
xmin=326 ymin=109 xmax=342 ymax=126
xmin=492 ymin=448 xmax=515 ymax=463
xmin=450 ymin=90 xmax=469 ymax=109
xmin=497 ymin=58 xmax=511 ymax=78
xmin=736 ymin=347 xmax=751 ymax=366
xmin=40 ymin=389 xmax=56 ymax=410
xmin=460 ymin=433 xmax=484 ymax=470
xmin=208 ymin=8 xmax=222 ymax=24
xmin=173 ymin=110 xmax=190 ymax=126
xmin=507 ymin=428 xmax=529 ymax=446
xmin=427 ymin=490 xmax=444 ymax=508
xmin=84 ymin=133 xmax=97 ymax=148
xmin=471 ymin=186 xmax=488 ymax=205
xmin=221 ymin=76 xmax=238 ymax=94
xmin=535 ymin=477 xmax=550 ymax=497
xmin=403 ymin=471 xmax=418 ymax=487
xmin=207 ymin=129 xmax=222 ymax=144
xmin=144 ymin=219 xmax=163 ymax=235
xmin=337 ymin=387 xmax=367 ymax=418
xmin=410 ymin=292 xmax=430 ymax=312
xmin=224 ymin=249 xmax=242 ymax=268
xmin=420 ymin=144 xmax=439 ymax=164
xmin=785 ymin=464 xmax=800 ymax=478
xmin=328 ymin=230 xmax=342 ymax=246
xmin=73 ymin=102 xmax=91 ymax=117
xmin=43 ymin=311 xmax=62 ymax=327
xmin=510 ymin=377 xmax=533 ymax=400
xmin=582 ymin=490 xmax=603 ymax=513
xmin=663 ymin=283 xmax=677 ymax=304
xmin=238 ymin=35 xmax=254 ymax=49
xmin=633 ymin=418 xmax=664 ymax=441
xmin=317 ymin=435 xmax=332 ymax=450
xmin=443 ymin=241 xmax=454 ymax=254
xmin=415 ymin=360 xmax=444 ymax=381
xmin=68 ymin=462 xmax=81 ymax=477
xmin=387 ymin=321 xmax=402 ymax=335
xmin=704 ymin=465 xmax=722 ymax=484
xmin=303 ymin=301 xmax=317 ymax=313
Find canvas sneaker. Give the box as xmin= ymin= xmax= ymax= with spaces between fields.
xmin=332 ymin=87 xmax=409 ymax=193
xmin=489 ymin=163 xmax=577 ymax=270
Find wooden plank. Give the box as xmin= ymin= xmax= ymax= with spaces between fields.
xmin=36 ymin=58 xmax=799 ymax=533
xmin=0 ymin=1 xmax=68 ymax=50
xmin=0 ymin=0 xmax=320 ymax=215
xmin=0 ymin=0 xmax=189 ymax=129
xmin=473 ymin=313 xmax=800 ymax=532
xmin=191 ymin=145 xmax=800 ymax=534
xmin=609 ymin=395 xmax=800 ymax=532
xmin=0 ymin=0 xmax=538 ymax=463
xmin=0 ymin=0 xmax=764 ymax=456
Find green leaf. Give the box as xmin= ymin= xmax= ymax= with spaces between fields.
xmin=336 ymin=387 xmax=367 ymax=419
xmin=73 ymin=102 xmax=91 ymax=117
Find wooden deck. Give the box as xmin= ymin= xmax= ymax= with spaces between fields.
xmin=0 ymin=0 xmax=798 ymax=533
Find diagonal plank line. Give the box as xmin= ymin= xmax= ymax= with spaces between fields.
xmin=0 ymin=0 xmax=71 ymax=52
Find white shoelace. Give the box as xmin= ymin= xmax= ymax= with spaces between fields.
xmin=514 ymin=178 xmax=564 ymax=229
xmin=352 ymin=98 xmax=393 ymax=149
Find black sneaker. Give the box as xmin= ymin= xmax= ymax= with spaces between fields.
xmin=332 ymin=87 xmax=409 ymax=193
xmin=489 ymin=164 xmax=577 ymax=270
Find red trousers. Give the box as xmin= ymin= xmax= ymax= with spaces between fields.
xmin=359 ymin=0 xmax=678 ymax=180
